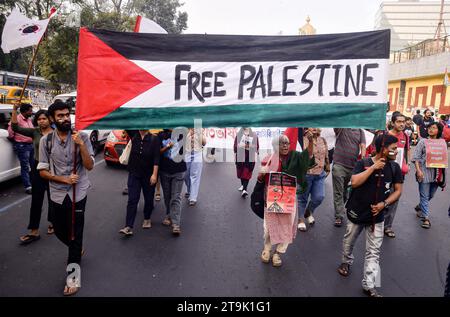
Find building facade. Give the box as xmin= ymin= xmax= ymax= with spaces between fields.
xmin=375 ymin=0 xmax=450 ymax=51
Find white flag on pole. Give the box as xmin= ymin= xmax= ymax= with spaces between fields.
xmin=134 ymin=15 xmax=168 ymax=34
xmin=1 ymin=7 xmax=57 ymax=53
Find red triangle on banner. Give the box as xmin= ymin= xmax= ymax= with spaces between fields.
xmin=76 ymin=28 xmax=161 ymax=130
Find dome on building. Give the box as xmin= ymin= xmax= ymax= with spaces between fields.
xmin=299 ymin=16 xmax=316 ymax=35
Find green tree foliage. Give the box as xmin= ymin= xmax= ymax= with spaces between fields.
xmin=0 ymin=0 xmax=188 ymax=88
xmin=135 ymin=0 xmax=187 ymax=34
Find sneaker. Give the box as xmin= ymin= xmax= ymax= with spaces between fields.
xmin=238 ymin=185 xmax=244 ymax=191
xmin=272 ymin=252 xmax=282 ymax=267
xmin=162 ymin=216 xmax=172 ymax=226
xmin=25 ymin=187 xmax=32 ymax=194
xmin=363 ymin=288 xmax=383 ymax=297
xmin=142 ymin=219 xmax=152 ymax=229
xmin=172 ymin=224 xmax=181 ymax=236
xmin=119 ymin=227 xmax=133 ymax=236
xmin=306 ymin=215 xmax=315 ymax=225
xmin=189 ymin=200 xmax=196 ymax=206
xmin=122 ymin=187 xmax=128 ymax=195
xmin=155 ymin=194 xmax=161 ymax=201
xmin=261 ymin=250 xmax=271 ymax=263
xmin=241 ymin=190 xmax=248 ymax=198
xmin=297 ymin=222 xmax=307 ymax=231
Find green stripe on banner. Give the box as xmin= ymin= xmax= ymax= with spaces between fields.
xmin=87 ymin=103 xmax=387 ymax=130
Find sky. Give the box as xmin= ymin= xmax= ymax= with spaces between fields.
xmin=182 ymin=0 xmax=440 ymax=35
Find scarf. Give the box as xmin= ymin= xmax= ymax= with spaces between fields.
xmin=281 ymin=151 xmax=314 ymax=194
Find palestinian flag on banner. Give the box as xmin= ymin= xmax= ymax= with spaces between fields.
xmin=76 ymin=28 xmax=390 ymax=130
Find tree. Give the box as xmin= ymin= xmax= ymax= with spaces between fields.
xmin=0 ymin=0 xmax=188 ymax=88
xmin=134 ymin=0 xmax=187 ymax=34
xmin=86 ymin=0 xmax=188 ymax=34
xmin=0 ymin=1 xmax=84 ymax=88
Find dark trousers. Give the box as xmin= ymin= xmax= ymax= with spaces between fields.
xmin=52 ymin=195 xmax=87 ymax=265
xmin=126 ymin=173 xmax=155 ymax=228
xmin=28 ymin=162 xmax=53 ymax=230
xmin=13 ymin=142 xmax=34 ymax=189
xmin=240 ymin=179 xmax=249 ymax=191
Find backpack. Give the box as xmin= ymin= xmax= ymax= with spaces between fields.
xmin=346 ymin=158 xmax=396 ymax=224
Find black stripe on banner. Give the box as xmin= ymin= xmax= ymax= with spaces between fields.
xmin=88 ymin=28 xmax=390 ymax=62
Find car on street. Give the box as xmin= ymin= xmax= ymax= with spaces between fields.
xmin=103 ymin=130 xmax=129 ymax=166
xmin=0 ymin=104 xmax=20 ymax=183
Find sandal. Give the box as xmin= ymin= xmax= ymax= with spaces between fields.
xmin=421 ymin=219 xmax=431 ymax=229
xmin=334 ymin=218 xmax=343 ymax=227
xmin=337 ymin=263 xmax=351 ymax=277
xmin=19 ymin=234 xmax=40 ymax=245
xmin=384 ymin=229 xmax=396 ymax=238
xmin=162 ymin=216 xmax=172 ymax=226
xmin=47 ymin=225 xmax=54 ymax=235
xmin=119 ymin=227 xmax=133 ymax=236
xmin=63 ymin=284 xmax=80 ymax=296
xmin=363 ymin=288 xmax=382 ymax=297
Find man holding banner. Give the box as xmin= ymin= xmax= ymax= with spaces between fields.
xmin=37 ymin=101 xmax=95 ymax=296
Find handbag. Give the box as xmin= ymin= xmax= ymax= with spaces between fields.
xmin=119 ymin=140 xmax=132 ymax=165
xmin=250 ymin=180 xmax=265 ymax=219
xmin=250 ymin=154 xmax=275 ymax=219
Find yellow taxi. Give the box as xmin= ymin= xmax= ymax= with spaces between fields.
xmin=0 ymin=86 xmax=32 ymax=104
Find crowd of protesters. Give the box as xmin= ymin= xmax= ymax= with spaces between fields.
xmin=7 ymin=100 xmax=449 ymax=297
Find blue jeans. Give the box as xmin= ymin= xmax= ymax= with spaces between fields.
xmin=13 ymin=142 xmax=34 ymax=189
xmin=418 ymin=182 xmax=439 ymax=219
xmin=185 ymin=152 xmax=203 ymax=202
xmin=298 ymin=171 xmax=326 ymax=218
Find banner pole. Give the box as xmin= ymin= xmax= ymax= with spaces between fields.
xmin=18 ymin=40 xmax=42 ymax=104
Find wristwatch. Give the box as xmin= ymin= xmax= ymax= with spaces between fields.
xmin=383 ymin=200 xmax=390 ymax=208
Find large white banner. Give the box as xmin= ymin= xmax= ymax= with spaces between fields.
xmin=204 ymin=127 xmax=374 ymax=151
xmin=203 ymin=127 xmax=285 ymax=150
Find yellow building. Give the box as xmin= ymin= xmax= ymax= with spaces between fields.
xmin=388 ymin=37 xmax=450 ymax=116
xmin=388 ymin=75 xmax=450 ymax=116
